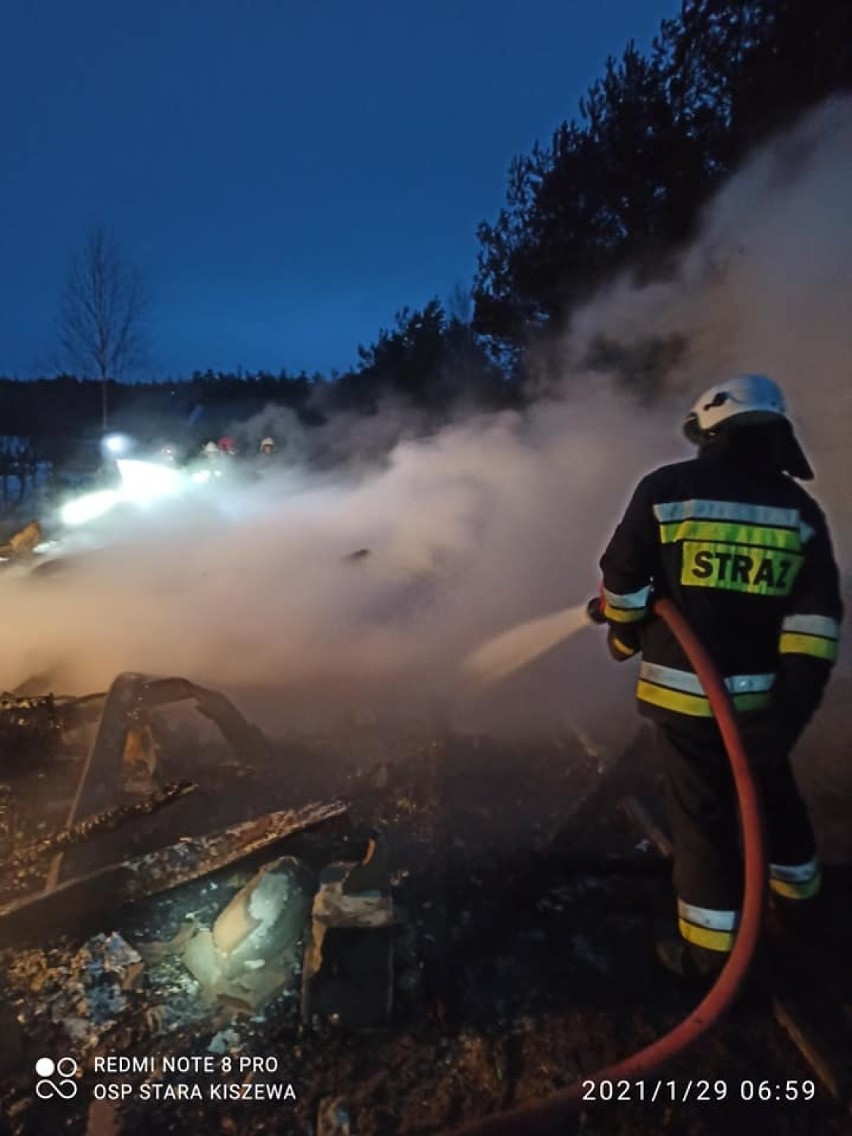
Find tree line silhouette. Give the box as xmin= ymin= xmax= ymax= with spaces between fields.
xmin=473 ymin=0 xmax=851 ymax=372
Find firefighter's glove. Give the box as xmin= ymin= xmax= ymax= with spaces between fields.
xmin=606 ymin=625 xmax=641 ymax=662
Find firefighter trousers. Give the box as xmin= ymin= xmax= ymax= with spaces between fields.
xmin=655 ymin=716 xmax=821 ymax=953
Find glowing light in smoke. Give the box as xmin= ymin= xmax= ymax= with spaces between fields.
xmin=61 ymin=490 xmax=122 ymax=527
xmin=60 ymin=460 xmax=184 ymax=527
xmin=102 ymin=433 xmax=131 ymax=456
xmin=116 ymin=459 xmax=183 ymax=503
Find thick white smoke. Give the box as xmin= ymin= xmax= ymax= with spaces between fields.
xmin=567 ymin=93 xmax=852 ymax=560
xmin=1 ymin=95 xmax=849 ymax=749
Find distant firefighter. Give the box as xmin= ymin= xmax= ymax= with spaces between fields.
xmin=218 ymin=436 xmax=237 ymax=456
xmin=259 ymin=436 xmax=276 ymax=457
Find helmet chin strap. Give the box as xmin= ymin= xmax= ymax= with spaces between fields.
xmin=682 ymin=413 xmax=703 ymax=445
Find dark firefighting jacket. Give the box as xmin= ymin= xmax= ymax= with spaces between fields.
xmin=599 ymin=444 xmax=844 ymax=732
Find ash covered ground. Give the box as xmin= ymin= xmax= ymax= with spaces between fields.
xmin=1 ymin=679 xmax=851 ymax=1136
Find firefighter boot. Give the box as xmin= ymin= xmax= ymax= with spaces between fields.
xmin=655 ymin=936 xmax=728 ymax=983
xmin=766 ymin=890 xmax=833 ymax=989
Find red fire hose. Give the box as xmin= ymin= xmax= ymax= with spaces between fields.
xmin=444 ymin=597 xmax=769 ymax=1136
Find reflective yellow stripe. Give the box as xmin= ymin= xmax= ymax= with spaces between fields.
xmin=678 ymin=918 xmax=735 ymax=952
xmin=770 ymin=872 xmax=822 ymax=900
xmin=637 ymin=680 xmax=771 ymax=717
xmin=638 ymin=682 xmax=711 ymax=716
xmin=611 ymin=636 xmax=637 ymax=656
xmin=604 ymin=602 xmax=645 ymax=623
xmin=779 ymin=632 xmax=839 ymax=661
xmin=659 ymin=520 xmax=801 ymax=550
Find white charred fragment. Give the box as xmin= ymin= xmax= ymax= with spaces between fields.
xmin=181 ymin=856 xmax=313 ymax=1012
xmin=305 ymin=873 xmax=394 ymax=976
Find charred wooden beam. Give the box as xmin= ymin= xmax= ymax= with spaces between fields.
xmin=0 ymin=798 xmax=347 ymax=948
xmin=55 ymin=672 xmax=272 ymax=885
xmin=771 ymin=993 xmax=846 ymax=1101
xmin=4 ymin=780 xmax=196 ymax=872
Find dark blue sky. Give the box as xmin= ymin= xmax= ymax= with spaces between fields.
xmin=2 ymin=0 xmax=680 ymax=380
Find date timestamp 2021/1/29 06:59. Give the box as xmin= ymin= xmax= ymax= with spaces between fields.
xmin=580 ymin=1079 xmax=817 ymax=1103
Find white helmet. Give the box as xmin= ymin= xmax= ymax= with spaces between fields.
xmin=260 ymin=437 xmax=275 ymax=451
xmin=684 ymin=373 xmax=787 ymax=436
xmin=203 ymin=441 xmax=218 ymax=455
xmin=684 ymin=374 xmax=812 ymax=478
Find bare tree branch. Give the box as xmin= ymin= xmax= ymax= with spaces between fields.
xmin=57 ymin=225 xmax=149 ymax=429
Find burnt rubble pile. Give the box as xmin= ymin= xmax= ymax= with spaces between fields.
xmin=1 ymin=671 xmax=851 ymax=1136
xmin=0 ymin=673 xmax=413 ymax=1132
xmin=7 ymin=932 xmax=145 ymax=1048
xmin=0 ymin=675 xmax=648 ymax=1135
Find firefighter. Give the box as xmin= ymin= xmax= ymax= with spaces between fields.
xmin=596 ymin=374 xmax=843 ymax=980
xmin=259 ymin=436 xmax=276 ymax=457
